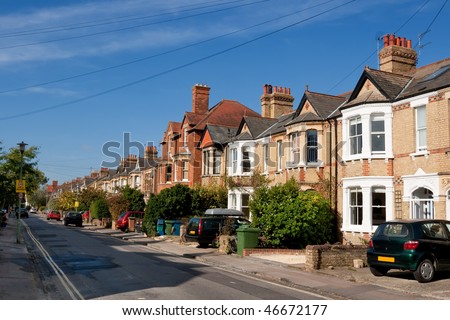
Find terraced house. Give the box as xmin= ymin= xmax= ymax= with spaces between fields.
xmin=51 ymin=34 xmax=450 ymax=246
xmin=214 ymin=33 xmax=450 ymax=244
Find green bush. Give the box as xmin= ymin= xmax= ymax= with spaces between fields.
xmin=143 ymin=194 xmax=160 ymax=237
xmin=250 ymin=179 xmax=335 ymax=249
xmin=89 ymin=198 xmax=110 ymax=220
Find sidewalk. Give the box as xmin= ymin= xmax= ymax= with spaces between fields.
xmin=2 ymin=218 xmax=449 ymax=300
xmin=0 ymin=217 xmax=47 ymax=299
xmin=91 ymin=226 xmax=449 ymax=300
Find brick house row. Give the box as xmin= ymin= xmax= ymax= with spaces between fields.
xmin=53 ymin=33 xmax=450 ymax=244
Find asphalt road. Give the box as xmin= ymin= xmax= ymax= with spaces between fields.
xmin=23 ymin=215 xmax=329 ymax=300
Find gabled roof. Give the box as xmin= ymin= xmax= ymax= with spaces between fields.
xmin=234 ymin=116 xmax=278 ymax=141
xmin=289 ymin=91 xmax=346 ymax=125
xmin=161 ymin=121 xmax=182 ymax=144
xmin=343 ymin=67 xmax=411 ymax=108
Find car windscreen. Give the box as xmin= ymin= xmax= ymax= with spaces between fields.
xmin=378 ymin=223 xmax=409 ymax=237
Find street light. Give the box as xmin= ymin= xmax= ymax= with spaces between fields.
xmin=16 ymin=141 xmax=28 ymax=244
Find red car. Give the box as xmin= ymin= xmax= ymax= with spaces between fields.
xmin=116 ymin=211 xmax=144 ymax=231
xmin=47 ymin=211 xmax=61 ymax=221
xmin=81 ymin=210 xmax=90 ymax=221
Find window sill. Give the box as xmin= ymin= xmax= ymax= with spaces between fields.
xmin=410 ymin=151 xmax=429 ymax=159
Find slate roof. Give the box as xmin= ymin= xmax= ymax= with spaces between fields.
xmin=257 ymin=112 xmax=296 ymax=138
xmin=343 ymin=68 xmax=411 ymax=108
xmin=289 ymin=91 xmax=346 ymax=125
xmin=204 ymin=125 xmax=238 ymax=146
xmin=342 ymin=57 xmax=450 ymax=109
xmin=233 ymin=116 xmax=279 ymax=141
xmin=398 ymin=57 xmax=450 ymax=99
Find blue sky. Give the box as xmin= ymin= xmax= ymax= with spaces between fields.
xmin=0 ymin=0 xmax=449 ymax=185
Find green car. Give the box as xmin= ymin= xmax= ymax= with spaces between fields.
xmin=367 ymin=219 xmax=450 ymax=283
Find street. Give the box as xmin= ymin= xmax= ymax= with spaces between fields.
xmin=22 ymin=215 xmax=328 ymax=300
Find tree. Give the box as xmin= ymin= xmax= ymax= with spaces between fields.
xmin=106 ymin=186 xmax=145 ymax=221
xmin=250 ymin=178 xmax=335 ymax=249
xmin=107 ymin=193 xmax=128 ymax=221
xmin=191 ymin=183 xmax=228 ymax=215
xmin=27 ymin=187 xmax=48 ymax=209
xmin=0 ymin=142 xmax=48 ymax=209
xmin=143 ymin=193 xmax=160 ymax=237
xmin=78 ymin=188 xmax=107 ymax=212
xmin=153 ymin=184 xmax=192 ymax=220
xmin=121 ymin=185 xmax=145 ymax=211
xmin=142 ymin=184 xmax=192 ymax=237
xmin=89 ymin=198 xmax=110 ymax=220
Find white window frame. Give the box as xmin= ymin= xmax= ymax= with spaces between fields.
xmin=371 ymin=114 xmax=385 ymax=154
xmin=342 ymin=177 xmax=394 ymax=233
xmin=289 ymin=132 xmax=300 ymax=166
xmin=342 ymin=103 xmax=393 ymax=161
xmin=349 ymin=116 xmax=362 ymax=156
xmin=213 ymin=149 xmax=221 ymax=175
xmin=229 ymin=141 xmax=254 ymax=176
xmin=306 ymin=129 xmax=318 ymax=164
xmin=263 ymin=143 xmax=269 ymax=174
xmin=277 ymin=140 xmax=283 ymax=172
xmin=231 ymin=148 xmax=238 ymax=175
xmin=181 ymin=160 xmax=188 ymax=181
xmin=415 ymin=105 xmax=427 ymax=153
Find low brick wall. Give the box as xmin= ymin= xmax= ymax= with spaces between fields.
xmin=242 ymin=248 xmax=305 ymax=257
xmin=305 ymin=244 xmax=367 ymax=271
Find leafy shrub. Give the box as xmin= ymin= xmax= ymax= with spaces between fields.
xmin=250 ymin=178 xmax=335 ymax=249
xmin=89 ymin=198 xmax=110 ymax=220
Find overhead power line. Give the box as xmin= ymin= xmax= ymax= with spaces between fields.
xmin=0 ymin=0 xmax=357 ymax=121
xmin=0 ymin=0 xmax=269 ymax=50
xmin=0 ymin=0 xmax=338 ymax=94
xmin=0 ymin=0 xmax=243 ymax=38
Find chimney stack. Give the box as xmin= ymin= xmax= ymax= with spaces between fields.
xmin=145 ymin=145 xmax=158 ymax=160
xmin=260 ymin=84 xmax=294 ymax=118
xmin=379 ymin=34 xmax=417 ymax=74
xmin=192 ymin=84 xmax=210 ymax=114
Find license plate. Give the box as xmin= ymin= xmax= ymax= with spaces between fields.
xmin=378 ymin=256 xmax=395 ymax=263
xmin=189 ymin=230 xmax=195 ymax=235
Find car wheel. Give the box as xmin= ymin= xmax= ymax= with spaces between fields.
xmin=413 ymin=259 xmax=435 ymax=283
xmin=369 ymin=266 xmax=389 ymax=277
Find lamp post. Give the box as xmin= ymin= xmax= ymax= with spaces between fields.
xmin=16 ymin=141 xmax=27 ymax=244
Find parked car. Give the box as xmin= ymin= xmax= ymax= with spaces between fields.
xmin=185 ymin=209 xmax=251 ymax=247
xmin=46 ymin=210 xmax=61 ymax=221
xmin=81 ymin=210 xmax=90 ymax=221
xmin=29 ymin=207 xmax=37 ymax=214
xmin=16 ymin=208 xmax=29 ymax=219
xmin=63 ymin=211 xmax=82 ymax=227
xmin=116 ymin=211 xmax=145 ymax=232
xmin=367 ymin=219 xmax=450 ymax=283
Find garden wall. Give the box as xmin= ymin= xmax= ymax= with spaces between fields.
xmin=305 ymin=244 xmax=367 ymax=271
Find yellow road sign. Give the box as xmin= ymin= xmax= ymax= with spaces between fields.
xmin=16 ymin=180 xmax=26 ymax=193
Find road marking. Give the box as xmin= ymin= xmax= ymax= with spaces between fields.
xmin=21 ymin=220 xmax=84 ymax=300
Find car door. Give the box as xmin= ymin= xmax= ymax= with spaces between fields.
xmin=440 ymin=222 xmax=450 ymax=269
xmin=422 ymin=222 xmax=450 ymax=270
